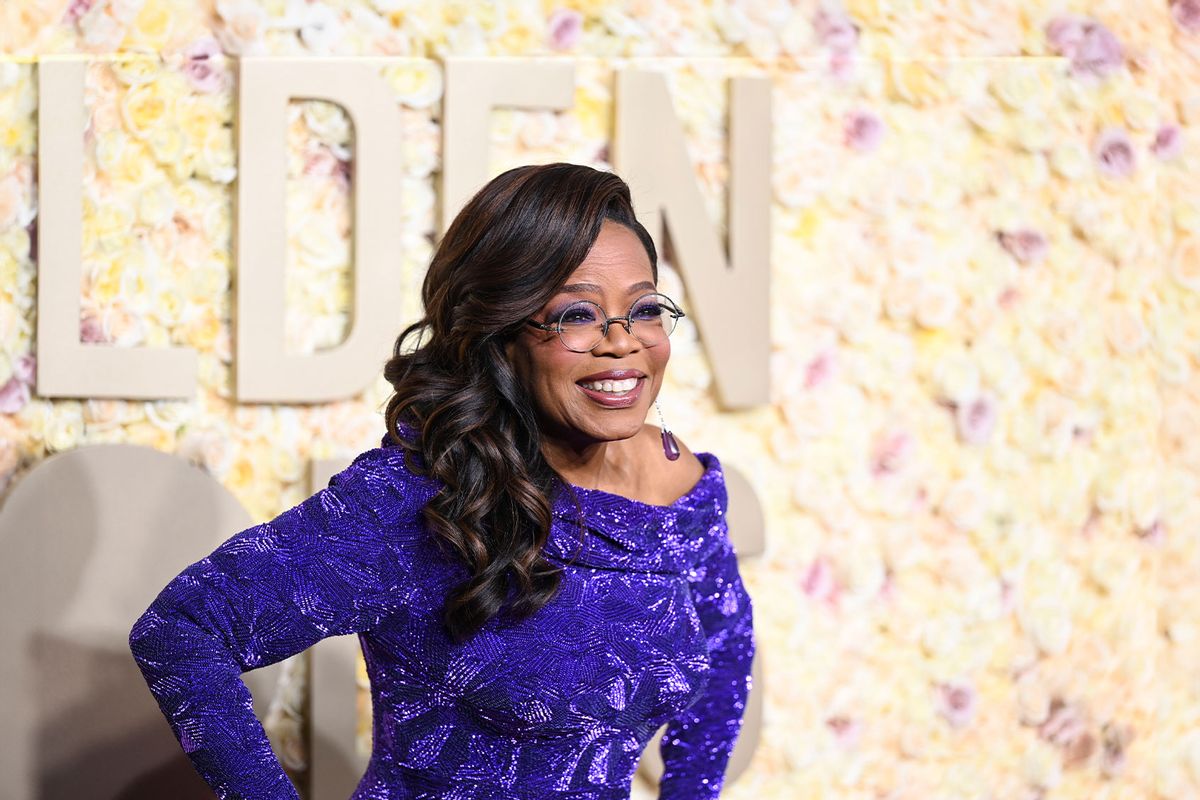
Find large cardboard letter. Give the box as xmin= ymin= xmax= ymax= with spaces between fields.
xmin=236 ymin=59 xmax=406 ymax=402
xmin=0 ymin=445 xmax=285 ymax=799
xmin=614 ymin=71 xmax=771 ymax=409
xmin=440 ymin=59 xmax=575 ymax=234
xmin=36 ymin=57 xmax=198 ymax=400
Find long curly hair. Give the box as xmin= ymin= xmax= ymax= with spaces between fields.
xmin=382 ymin=163 xmax=658 ymax=644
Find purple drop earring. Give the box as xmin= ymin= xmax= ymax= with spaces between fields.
xmin=655 ymin=399 xmax=680 ymax=461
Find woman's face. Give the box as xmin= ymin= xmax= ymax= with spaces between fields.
xmin=505 ymin=219 xmax=670 ymax=448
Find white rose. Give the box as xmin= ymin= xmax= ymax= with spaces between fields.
xmin=45 ymin=402 xmax=84 ymax=452
xmin=939 ymin=475 xmax=988 ymax=532
xmin=384 ymin=61 xmax=444 ymax=109
xmin=1021 ymin=740 xmax=1063 ymax=789
xmin=914 ymin=281 xmax=959 ymax=329
xmin=1021 ymin=597 xmax=1072 ymax=656
xmin=136 ymin=180 xmax=176 ymax=227
xmin=302 ymin=100 xmax=351 ymax=147
xmin=931 ymin=350 xmax=980 ymax=405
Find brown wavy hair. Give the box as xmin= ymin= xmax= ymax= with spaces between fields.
xmin=381 ymin=163 xmax=658 ymax=644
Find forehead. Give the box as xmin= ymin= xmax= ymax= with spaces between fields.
xmin=561 ymin=221 xmax=654 ymax=289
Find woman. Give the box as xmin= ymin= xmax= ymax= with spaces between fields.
xmin=129 ymin=162 xmax=756 ymax=799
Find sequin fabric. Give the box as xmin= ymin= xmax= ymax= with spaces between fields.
xmin=128 ymin=422 xmax=756 ymax=799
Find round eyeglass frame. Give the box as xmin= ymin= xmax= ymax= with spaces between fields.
xmin=524 ymin=292 xmax=687 ymax=353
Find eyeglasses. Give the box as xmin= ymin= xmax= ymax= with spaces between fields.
xmin=525 ymin=292 xmax=686 ymax=353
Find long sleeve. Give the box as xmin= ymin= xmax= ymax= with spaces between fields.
xmin=658 ymin=528 xmax=756 ymax=799
xmin=127 ymin=455 xmax=400 ymax=800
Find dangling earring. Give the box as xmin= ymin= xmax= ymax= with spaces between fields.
xmin=655 ymin=399 xmax=680 ymax=461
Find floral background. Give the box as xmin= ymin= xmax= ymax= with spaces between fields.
xmin=2 ymin=0 xmax=1200 ymax=798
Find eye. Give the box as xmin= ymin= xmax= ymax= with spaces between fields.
xmin=632 ymin=301 xmax=665 ymax=319
xmin=558 ymin=304 xmax=598 ymax=325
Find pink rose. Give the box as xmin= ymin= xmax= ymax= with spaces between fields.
xmin=1152 ymin=123 xmax=1183 ymax=160
xmin=997 ymin=228 xmax=1048 ymax=265
xmin=825 ymin=715 xmax=863 ymax=748
xmin=1038 ymin=697 xmax=1096 ymax=768
xmin=62 ymin=0 xmax=96 ymax=26
xmin=0 ymin=354 xmax=34 ymax=415
xmin=871 ymin=428 xmax=915 ymax=477
xmin=1135 ymin=517 xmax=1164 ymax=543
xmin=547 ymin=8 xmax=583 ymax=51
xmin=81 ymin=309 xmax=109 ymax=343
xmin=843 ymin=109 xmax=884 ymax=152
xmin=0 ymin=378 xmax=30 ymax=414
xmin=813 ymin=6 xmax=860 ymax=52
xmin=1171 ymin=0 xmax=1200 ymax=33
xmin=804 ymin=347 xmax=837 ymax=389
xmin=1045 ymin=15 xmax=1123 ymax=80
xmin=182 ymin=36 xmax=229 ymax=94
xmin=1093 ymin=127 xmax=1136 ymax=178
xmin=955 ymin=391 xmax=998 ymax=445
xmin=11 ymin=352 xmax=35 ymax=384
xmin=800 ymin=556 xmax=839 ymax=606
xmin=936 ymin=680 xmax=978 ymax=729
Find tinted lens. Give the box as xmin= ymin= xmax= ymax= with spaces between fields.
xmin=557 ymin=301 xmax=604 ymax=352
xmin=629 ymin=294 xmax=678 ymax=345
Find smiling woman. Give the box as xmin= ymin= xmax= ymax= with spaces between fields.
xmin=130 ymin=163 xmax=755 ymax=800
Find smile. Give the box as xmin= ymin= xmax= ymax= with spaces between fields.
xmin=576 ymin=377 xmax=645 ymax=408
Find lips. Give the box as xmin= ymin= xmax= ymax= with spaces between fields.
xmin=576 ymin=369 xmax=646 ymax=383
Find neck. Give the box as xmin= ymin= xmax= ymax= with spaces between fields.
xmin=539 ymin=427 xmax=638 ymax=491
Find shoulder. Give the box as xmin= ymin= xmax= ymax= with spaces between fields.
xmin=329 ymin=445 xmax=443 ymax=528
xmin=639 ymin=423 xmax=707 ymax=494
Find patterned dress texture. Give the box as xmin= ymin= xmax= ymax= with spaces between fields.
xmin=128 ymin=422 xmax=756 ymax=799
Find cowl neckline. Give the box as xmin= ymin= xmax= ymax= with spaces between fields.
xmin=545 ymin=451 xmax=726 ymax=574
xmin=380 ymin=420 xmax=727 ymax=575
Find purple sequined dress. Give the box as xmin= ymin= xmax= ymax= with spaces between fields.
xmin=128 ymin=422 xmax=756 ymax=799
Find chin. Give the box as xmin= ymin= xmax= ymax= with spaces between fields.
xmin=580 ymin=417 xmax=642 ymax=441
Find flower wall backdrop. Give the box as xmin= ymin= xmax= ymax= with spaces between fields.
xmin=2 ymin=1 xmax=1200 ymax=798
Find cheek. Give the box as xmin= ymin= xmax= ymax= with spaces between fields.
xmin=651 ymin=339 xmax=671 ymax=371
xmin=533 ymin=348 xmax=587 ymax=393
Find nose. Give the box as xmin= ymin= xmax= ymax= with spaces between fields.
xmin=591 ymin=317 xmax=641 ymax=355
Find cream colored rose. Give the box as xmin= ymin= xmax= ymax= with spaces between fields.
xmin=302 ymin=100 xmax=352 ymax=147
xmin=147 ymin=122 xmax=187 ymax=166
xmin=1122 ymin=89 xmax=1160 ymax=132
xmin=939 ymin=475 xmax=988 ymax=532
xmin=1021 ymin=739 xmax=1063 ymax=789
xmin=136 ymin=180 xmax=176 ymax=227
xmin=119 ymin=79 xmax=172 ymax=139
xmin=216 ymin=0 xmax=269 ymax=55
xmin=883 ymin=276 xmax=922 ymax=321
xmin=914 ymin=281 xmax=959 ymax=330
xmin=1090 ymin=460 xmax=1129 ymax=515
xmin=92 ymin=128 xmax=130 ymax=177
xmin=1049 ymin=142 xmax=1092 ymax=180
xmin=1171 ymin=235 xmax=1200 ymax=292
xmin=82 ymin=398 xmax=127 ymax=431
xmin=145 ymin=400 xmax=194 ymax=433
xmin=990 ymin=66 xmax=1044 ymax=111
xmin=931 ymin=349 xmax=980 ymax=405
xmin=194 ymin=125 xmax=236 ymax=184
xmin=45 ymin=401 xmax=84 ymax=452
xmin=1103 ymin=302 xmax=1148 ymax=355
xmin=129 ymin=1 xmax=173 ymax=50
xmin=270 ymin=446 xmax=305 ymax=484
xmin=1021 ymin=596 xmax=1073 ymax=656
xmin=1125 ymin=470 xmax=1161 ymax=533
xmin=1016 ymin=671 xmax=1051 ymax=727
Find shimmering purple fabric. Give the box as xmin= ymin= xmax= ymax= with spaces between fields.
xmin=128 ymin=423 xmax=755 ymax=799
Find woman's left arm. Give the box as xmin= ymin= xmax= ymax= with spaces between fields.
xmin=657 ymin=523 xmax=756 ymax=799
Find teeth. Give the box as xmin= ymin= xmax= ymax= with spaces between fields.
xmin=581 ymin=377 xmax=639 ymax=393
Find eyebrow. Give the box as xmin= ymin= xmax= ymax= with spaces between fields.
xmin=555 ymin=281 xmax=656 ymax=295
